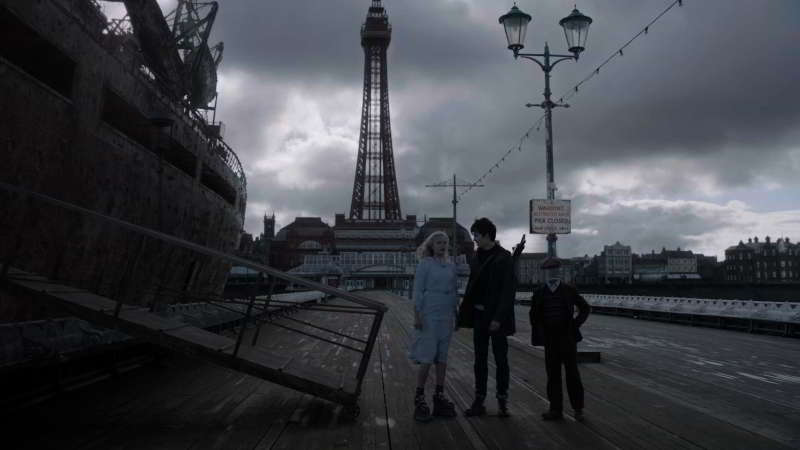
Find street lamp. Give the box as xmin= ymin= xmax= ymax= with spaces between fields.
xmin=499 ymin=4 xmax=592 ymax=257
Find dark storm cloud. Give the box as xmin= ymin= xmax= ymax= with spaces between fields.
xmin=540 ymin=0 xmax=800 ymax=164
xmin=211 ymin=0 xmax=800 ymax=160
xmin=211 ymin=0 xmax=506 ymax=84
xmin=201 ymin=0 xmax=800 ymax=256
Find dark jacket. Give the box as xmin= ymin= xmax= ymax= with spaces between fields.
xmin=529 ymin=283 xmax=590 ymax=346
xmin=457 ymin=244 xmax=516 ymax=336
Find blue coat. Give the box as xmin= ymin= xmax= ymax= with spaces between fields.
xmin=409 ymin=257 xmax=459 ymax=363
xmin=413 ymin=257 xmax=459 ymax=321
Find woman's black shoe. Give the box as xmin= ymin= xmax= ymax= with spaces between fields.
xmin=414 ymin=400 xmax=433 ymax=422
xmin=432 ymin=394 xmax=457 ymax=417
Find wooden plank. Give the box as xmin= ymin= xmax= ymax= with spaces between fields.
xmin=231 ymin=346 xmax=293 ymax=371
xmin=212 ymin=388 xmax=304 ymax=450
xmin=81 ymin=362 xmax=255 ymax=450
xmin=509 ymin=340 xmax=603 ymax=364
xmin=9 ymin=279 xmax=127 ymax=313
xmin=578 ymin=312 xmax=800 ymax=448
xmin=576 ymin=361 xmax=792 ymax=450
xmin=318 ymin=303 xmax=392 ymax=450
xmin=162 ymin=325 xmax=236 ymax=353
xmin=5 ymin=267 xmax=48 ymax=281
xmin=2 ymin=355 xmax=226 ymax=450
xmin=260 ymin=303 xmax=390 ymax=450
xmin=190 ymin=308 xmax=351 ymax=450
xmin=118 ymin=308 xmax=193 ymax=332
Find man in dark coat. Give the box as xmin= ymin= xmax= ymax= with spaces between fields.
xmin=529 ymin=257 xmax=591 ymax=421
xmin=457 ymin=218 xmax=516 ymax=417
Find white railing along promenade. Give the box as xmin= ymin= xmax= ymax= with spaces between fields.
xmin=516 ymin=292 xmax=800 ymax=325
xmin=584 ymin=294 xmax=800 ymax=324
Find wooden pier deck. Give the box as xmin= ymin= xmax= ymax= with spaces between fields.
xmin=3 ymin=291 xmax=798 ymax=449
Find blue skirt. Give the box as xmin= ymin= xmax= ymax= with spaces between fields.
xmin=409 ymin=315 xmax=455 ymax=364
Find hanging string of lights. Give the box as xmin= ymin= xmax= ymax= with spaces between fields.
xmin=458 ymin=0 xmax=685 ymax=201
xmin=556 ymin=0 xmax=684 ymax=105
xmin=457 ymin=115 xmax=545 ymax=200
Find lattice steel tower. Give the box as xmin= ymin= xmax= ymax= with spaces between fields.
xmin=349 ymin=0 xmax=402 ymax=221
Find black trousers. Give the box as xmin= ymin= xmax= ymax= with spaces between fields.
xmin=472 ymin=312 xmax=509 ymax=399
xmin=543 ymin=327 xmax=584 ymax=412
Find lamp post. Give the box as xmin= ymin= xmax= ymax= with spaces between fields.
xmin=499 ymin=4 xmax=592 ymax=257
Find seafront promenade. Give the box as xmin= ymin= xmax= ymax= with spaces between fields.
xmin=3 ymin=291 xmax=799 ymax=449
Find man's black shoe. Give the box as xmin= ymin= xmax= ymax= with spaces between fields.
xmin=497 ymin=398 xmax=510 ymax=417
xmin=464 ymin=399 xmax=486 ymax=417
xmin=541 ymin=410 xmax=564 ymax=421
xmin=432 ymin=394 xmax=457 ymax=417
xmin=574 ymin=409 xmax=585 ymax=422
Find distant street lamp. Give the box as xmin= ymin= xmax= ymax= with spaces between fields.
xmin=499 ymin=4 xmax=592 ymax=257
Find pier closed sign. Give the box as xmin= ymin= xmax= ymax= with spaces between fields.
xmin=530 ymin=199 xmax=571 ymax=234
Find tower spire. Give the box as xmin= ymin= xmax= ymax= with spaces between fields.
xmin=349 ymin=0 xmax=402 ymax=221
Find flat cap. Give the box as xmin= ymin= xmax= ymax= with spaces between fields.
xmin=540 ymin=257 xmax=562 ymax=269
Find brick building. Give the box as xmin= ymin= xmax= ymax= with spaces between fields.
xmin=725 ymin=236 xmax=799 ymax=283
xmin=269 ymin=217 xmax=336 ymax=271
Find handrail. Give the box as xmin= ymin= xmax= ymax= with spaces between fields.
xmin=0 ymin=181 xmax=387 ymax=312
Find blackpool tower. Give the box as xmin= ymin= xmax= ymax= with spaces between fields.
xmin=349 ymin=0 xmax=402 ymax=221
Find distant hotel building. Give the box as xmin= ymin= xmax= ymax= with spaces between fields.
xmin=632 ymin=248 xmax=700 ymax=281
xmin=598 ymin=242 xmax=632 ymax=284
xmin=664 ymin=248 xmax=697 ymax=275
xmin=632 ymin=251 xmax=667 ymax=281
xmin=725 ymin=236 xmax=799 ymax=283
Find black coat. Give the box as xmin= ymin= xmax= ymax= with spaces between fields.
xmin=457 ymin=244 xmax=516 ymax=336
xmin=529 ymin=283 xmax=590 ymax=346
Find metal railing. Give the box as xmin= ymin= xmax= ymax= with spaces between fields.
xmin=582 ymin=293 xmax=800 ymax=337
xmin=0 ymin=181 xmax=386 ymax=405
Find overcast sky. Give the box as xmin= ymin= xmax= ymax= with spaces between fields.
xmin=110 ymin=0 xmax=800 ymax=259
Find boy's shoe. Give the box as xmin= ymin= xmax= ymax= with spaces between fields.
xmin=541 ymin=410 xmax=564 ymax=421
xmin=464 ymin=398 xmax=486 ymax=417
xmin=414 ymin=400 xmax=433 ymax=422
xmin=432 ymin=394 xmax=457 ymax=417
xmin=498 ymin=397 xmax=510 ymax=418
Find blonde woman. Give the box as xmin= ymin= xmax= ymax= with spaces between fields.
xmin=410 ymin=231 xmax=459 ymax=421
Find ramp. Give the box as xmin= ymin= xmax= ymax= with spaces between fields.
xmin=0 ymin=181 xmax=387 ymax=415
xmin=3 ymin=267 xmax=360 ymax=408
